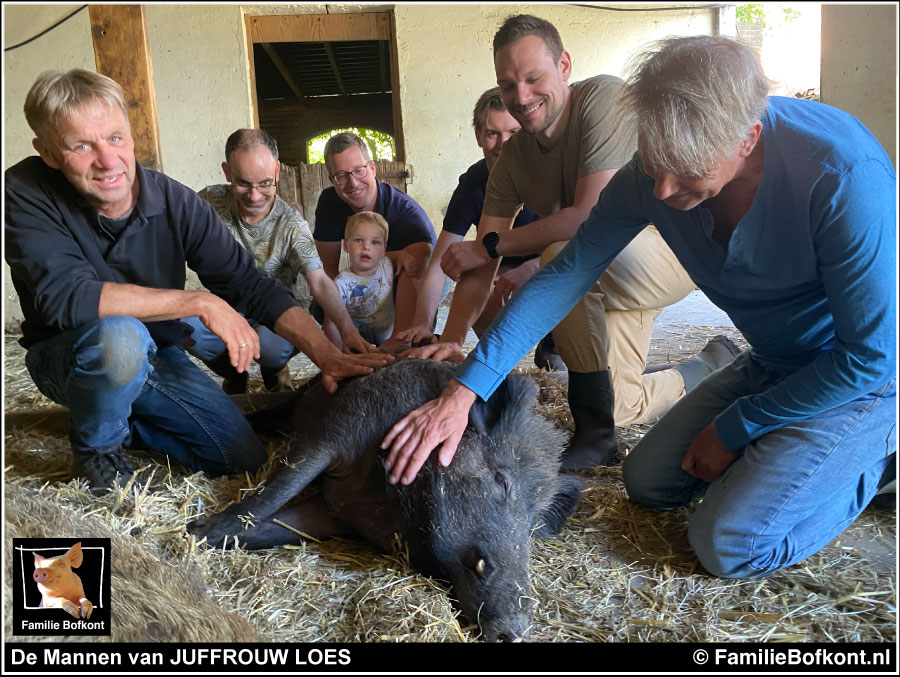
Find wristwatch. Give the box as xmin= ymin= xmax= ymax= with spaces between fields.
xmin=481 ymin=231 xmax=501 ymax=259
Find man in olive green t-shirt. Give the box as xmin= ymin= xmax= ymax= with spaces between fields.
xmin=407 ymin=15 xmax=734 ymax=471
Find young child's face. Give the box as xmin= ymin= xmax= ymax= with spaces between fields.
xmin=344 ymin=219 xmax=387 ymax=275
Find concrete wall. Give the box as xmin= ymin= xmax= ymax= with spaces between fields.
xmin=2 ymin=2 xmax=717 ymax=330
xmin=821 ymin=4 xmax=897 ymax=167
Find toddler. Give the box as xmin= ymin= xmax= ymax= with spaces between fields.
xmin=325 ymin=211 xmax=397 ymax=347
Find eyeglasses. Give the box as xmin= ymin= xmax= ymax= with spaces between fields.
xmin=330 ymin=164 xmax=370 ymax=186
xmin=232 ymin=179 xmax=277 ymax=195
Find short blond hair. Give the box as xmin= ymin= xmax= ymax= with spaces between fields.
xmin=25 ymin=68 xmax=129 ymax=143
xmin=344 ymin=211 xmax=389 ymax=242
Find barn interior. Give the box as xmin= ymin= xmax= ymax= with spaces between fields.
xmin=3 ymin=2 xmax=896 ymax=650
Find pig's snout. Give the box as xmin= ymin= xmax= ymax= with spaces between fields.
xmin=33 ymin=569 xmax=49 ymax=584
xmin=481 ymin=614 xmax=532 ymax=643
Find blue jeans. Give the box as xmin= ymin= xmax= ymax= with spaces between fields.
xmin=181 ymin=316 xmax=296 ymax=369
xmin=25 ymin=316 xmax=267 ymax=476
xmin=623 ymin=350 xmax=896 ymax=579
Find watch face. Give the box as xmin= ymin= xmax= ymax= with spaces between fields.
xmin=482 ymin=231 xmax=500 ymax=258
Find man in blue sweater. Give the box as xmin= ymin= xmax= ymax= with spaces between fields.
xmin=382 ymin=36 xmax=896 ymax=578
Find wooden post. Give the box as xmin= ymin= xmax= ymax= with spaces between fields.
xmin=88 ymin=4 xmax=163 ymax=172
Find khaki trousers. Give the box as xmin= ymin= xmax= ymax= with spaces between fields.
xmin=542 ymin=225 xmax=696 ymax=426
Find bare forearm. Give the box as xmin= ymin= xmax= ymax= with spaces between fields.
xmin=440 ymin=262 xmax=499 ymax=346
xmin=322 ymin=316 xmax=343 ymax=348
xmin=491 ymin=168 xmax=617 ymax=258
xmin=410 ymin=231 xmax=461 ymax=328
xmin=274 ymin=305 xmax=341 ymax=367
xmin=315 ymin=241 xmax=342 ymax=279
xmin=392 ymin=272 xmax=418 ymax=334
xmin=410 ymin=262 xmax=448 ymax=329
xmin=496 ymin=205 xmax=593 ymax=258
xmin=308 ymin=272 xmax=356 ymax=335
xmin=98 ymin=282 xmax=219 ymax=321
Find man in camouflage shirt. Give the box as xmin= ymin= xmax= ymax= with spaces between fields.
xmin=189 ymin=128 xmax=372 ymax=393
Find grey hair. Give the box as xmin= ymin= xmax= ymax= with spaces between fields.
xmin=493 ymin=14 xmax=564 ymax=62
xmin=620 ymin=35 xmax=770 ymax=178
xmin=24 ymin=68 xmax=129 ymax=144
xmin=225 ymin=128 xmax=279 ymax=163
xmin=472 ymin=86 xmax=507 ymax=132
xmin=323 ymin=132 xmax=372 ymax=174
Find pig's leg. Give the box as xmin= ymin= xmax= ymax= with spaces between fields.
xmin=189 ymin=448 xmax=333 ymax=547
xmin=79 ymin=597 xmax=93 ymax=619
xmin=60 ymin=599 xmax=81 ymax=619
xmin=234 ymin=494 xmax=352 ymax=550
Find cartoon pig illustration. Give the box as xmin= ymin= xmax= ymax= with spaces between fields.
xmin=32 ymin=542 xmax=93 ymax=619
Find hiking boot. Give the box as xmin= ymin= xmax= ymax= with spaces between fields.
xmin=72 ymin=444 xmax=142 ymax=496
xmin=534 ymin=334 xmax=567 ymax=372
xmin=560 ymin=370 xmax=620 ymax=471
xmin=261 ymin=364 xmax=293 ymax=392
xmin=673 ymin=335 xmax=742 ymax=392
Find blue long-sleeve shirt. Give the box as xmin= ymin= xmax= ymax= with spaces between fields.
xmin=456 ymin=96 xmax=897 ymax=451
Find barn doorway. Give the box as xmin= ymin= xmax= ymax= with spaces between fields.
xmin=244 ymin=11 xmax=410 ymax=221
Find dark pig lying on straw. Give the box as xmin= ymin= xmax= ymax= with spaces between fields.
xmin=190 ymin=359 xmax=583 ymax=642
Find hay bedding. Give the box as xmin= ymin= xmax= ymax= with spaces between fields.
xmin=3 ymin=334 xmax=895 ymax=643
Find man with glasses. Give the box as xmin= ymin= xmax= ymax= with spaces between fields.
xmin=191 ymin=129 xmax=373 ymax=394
xmin=5 ymin=70 xmax=392 ymax=494
xmin=313 ymin=132 xmax=437 ymax=339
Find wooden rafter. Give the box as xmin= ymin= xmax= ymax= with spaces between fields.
xmin=261 ymin=43 xmax=304 ymax=100
xmin=323 ymin=42 xmax=347 ymax=98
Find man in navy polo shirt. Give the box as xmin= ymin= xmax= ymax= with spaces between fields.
xmin=313 ymin=133 xmax=437 ymax=338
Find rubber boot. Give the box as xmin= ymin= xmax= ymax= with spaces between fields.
xmin=534 ymin=333 xmax=568 ymax=372
xmin=261 ymin=364 xmax=294 ymax=392
xmin=673 ymin=335 xmax=741 ymax=392
xmin=204 ymin=352 xmax=248 ymax=395
xmin=560 ymin=370 xmax=620 ymax=471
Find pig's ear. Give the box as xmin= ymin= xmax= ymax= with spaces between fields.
xmin=469 ymin=373 xmax=538 ymax=434
xmin=33 ymin=552 xmax=45 ymax=566
xmin=65 ymin=542 xmax=84 ymax=569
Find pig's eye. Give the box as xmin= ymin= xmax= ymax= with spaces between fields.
xmin=494 ymin=471 xmax=510 ymax=496
xmin=475 ymin=558 xmax=487 ymax=578
xmin=463 ymin=548 xmax=489 ymax=578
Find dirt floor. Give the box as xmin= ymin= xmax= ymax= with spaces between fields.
xmin=3 ymin=291 xmax=896 ymax=644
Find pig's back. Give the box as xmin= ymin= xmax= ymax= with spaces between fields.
xmin=289 ymin=360 xmax=458 ymax=549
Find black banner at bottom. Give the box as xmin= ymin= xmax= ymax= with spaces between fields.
xmin=3 ymin=642 xmax=896 ymax=674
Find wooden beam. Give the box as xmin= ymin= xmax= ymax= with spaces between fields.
xmin=261 ymin=43 xmax=304 ymax=99
xmin=389 ymin=11 xmax=405 ymax=164
xmin=249 ymin=13 xmax=390 ymax=43
xmin=322 ymin=42 xmax=347 ymax=98
xmin=245 ymin=14 xmax=260 ymax=128
xmin=88 ymin=5 xmax=163 ymax=171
